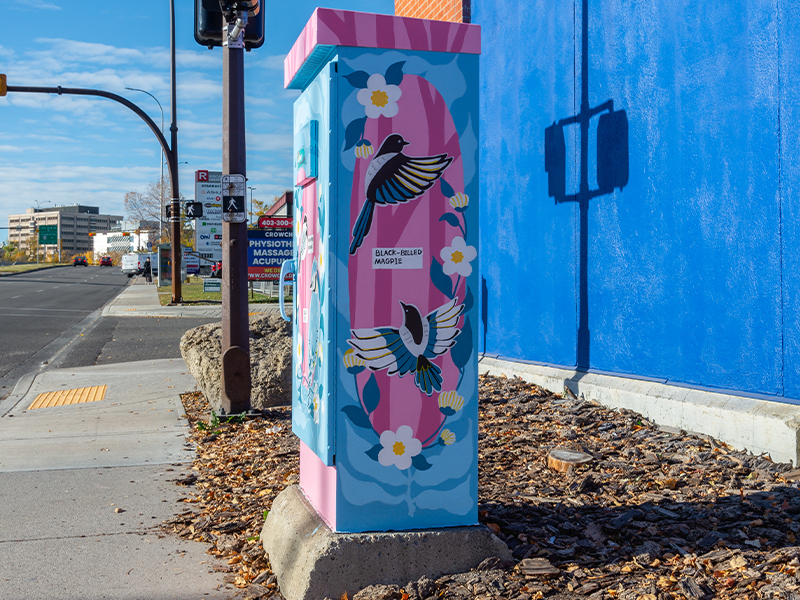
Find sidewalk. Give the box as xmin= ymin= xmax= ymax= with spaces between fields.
xmin=103 ymin=277 xmax=281 ymax=318
xmin=0 ymin=279 xmax=250 ymax=599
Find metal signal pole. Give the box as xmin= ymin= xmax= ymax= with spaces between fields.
xmin=220 ymin=11 xmax=252 ymax=413
xmin=169 ymin=0 xmax=182 ymax=304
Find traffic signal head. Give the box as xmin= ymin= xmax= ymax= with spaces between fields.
xmin=0 ymin=74 xmax=6 ymax=97
xmin=195 ymin=0 xmax=264 ymax=49
xmin=201 ymin=0 xmax=258 ymax=15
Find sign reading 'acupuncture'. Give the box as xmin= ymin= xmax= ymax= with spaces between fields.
xmin=247 ymin=228 xmax=293 ymax=281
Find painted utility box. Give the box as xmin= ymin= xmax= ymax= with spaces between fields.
xmin=279 ymin=9 xmax=480 ymax=533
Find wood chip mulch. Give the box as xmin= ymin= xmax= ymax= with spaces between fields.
xmin=162 ymin=374 xmax=800 ymax=600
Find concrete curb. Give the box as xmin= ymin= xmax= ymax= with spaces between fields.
xmin=101 ymin=304 xmax=281 ymax=318
xmin=100 ymin=279 xmax=282 ymax=318
xmin=0 ymin=372 xmax=38 ymax=417
xmin=262 ymin=485 xmax=511 ymax=600
xmin=0 ymin=358 xmax=197 ymax=472
xmin=479 ymin=356 xmax=800 ymax=467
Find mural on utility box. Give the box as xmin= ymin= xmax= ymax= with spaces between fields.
xmin=337 ymin=54 xmax=480 ymax=530
xmin=286 ymin=8 xmax=480 ymax=533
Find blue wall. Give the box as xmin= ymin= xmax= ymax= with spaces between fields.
xmin=476 ymin=0 xmax=800 ymax=399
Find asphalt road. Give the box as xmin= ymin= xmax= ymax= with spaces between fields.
xmin=57 ymin=316 xmax=218 ymax=368
xmin=0 ymin=267 xmax=216 ymax=399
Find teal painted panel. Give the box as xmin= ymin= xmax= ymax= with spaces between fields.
xmin=292 ymin=63 xmax=337 ymax=465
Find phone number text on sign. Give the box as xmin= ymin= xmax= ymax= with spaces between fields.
xmin=257 ymin=216 xmax=292 ymax=229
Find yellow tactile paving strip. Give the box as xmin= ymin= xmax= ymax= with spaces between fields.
xmin=27 ymin=385 xmax=107 ymax=410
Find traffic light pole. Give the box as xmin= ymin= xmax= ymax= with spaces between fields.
xmin=168 ymin=0 xmax=182 ymax=305
xmin=220 ymin=14 xmax=252 ymax=414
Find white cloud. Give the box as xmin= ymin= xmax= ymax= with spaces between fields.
xmin=246 ymin=132 xmax=292 ymax=153
xmin=256 ymin=54 xmax=287 ymax=71
xmin=0 ymin=162 xmax=154 ymax=223
xmin=33 ymin=39 xmax=150 ymax=66
xmin=0 ymin=0 xmax=358 ymax=241
xmin=8 ymin=0 xmax=61 ymax=9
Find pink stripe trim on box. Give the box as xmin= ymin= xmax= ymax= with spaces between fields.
xmin=299 ymin=440 xmax=337 ymax=530
xmin=285 ymin=8 xmax=481 ymax=88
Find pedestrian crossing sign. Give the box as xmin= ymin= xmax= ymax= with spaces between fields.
xmin=221 ymin=174 xmax=246 ymax=223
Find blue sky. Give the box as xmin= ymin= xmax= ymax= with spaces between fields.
xmin=0 ymin=0 xmax=394 ymax=242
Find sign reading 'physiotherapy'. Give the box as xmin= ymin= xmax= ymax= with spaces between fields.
xmin=247 ymin=228 xmax=293 ymax=281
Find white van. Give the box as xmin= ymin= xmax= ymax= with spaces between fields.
xmin=122 ymin=252 xmax=160 ymax=278
xmin=121 ymin=253 xmax=140 ymax=277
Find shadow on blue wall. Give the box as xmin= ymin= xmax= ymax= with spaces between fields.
xmin=543 ymin=0 xmax=629 ymax=370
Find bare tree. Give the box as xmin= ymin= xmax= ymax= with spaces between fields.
xmin=124 ymin=177 xmax=183 ymax=244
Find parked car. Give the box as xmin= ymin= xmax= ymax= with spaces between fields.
xmin=99 ymin=256 xmax=113 ymax=266
xmin=73 ymin=256 xmax=88 ymax=267
xmin=211 ymin=261 xmax=222 ymax=278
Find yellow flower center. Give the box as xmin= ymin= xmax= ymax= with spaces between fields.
xmin=392 ymin=441 xmax=406 ymax=456
xmin=371 ymin=90 xmax=389 ymax=108
xmin=451 ymin=250 xmax=464 ymax=264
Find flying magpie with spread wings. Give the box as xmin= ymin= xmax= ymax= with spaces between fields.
xmin=350 ymin=134 xmax=453 ymax=255
xmin=347 ymin=297 xmax=464 ymax=396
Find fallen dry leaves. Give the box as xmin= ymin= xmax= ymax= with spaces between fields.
xmin=161 ymin=390 xmax=296 ymax=598
xmin=163 ymin=375 xmax=800 ymax=600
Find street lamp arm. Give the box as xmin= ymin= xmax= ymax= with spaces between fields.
xmin=125 ymin=87 xmax=164 ymax=121
xmin=6 ymin=85 xmax=177 ymax=186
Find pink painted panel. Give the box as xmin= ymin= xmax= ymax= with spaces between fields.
xmin=297 ymin=181 xmax=318 ymax=387
xmin=348 ymin=74 xmax=467 ymax=449
xmin=285 ymin=9 xmax=481 ymax=88
xmin=299 ymin=441 xmax=337 ymax=530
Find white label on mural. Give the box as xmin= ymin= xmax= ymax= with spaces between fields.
xmin=372 ymin=247 xmax=423 ymax=269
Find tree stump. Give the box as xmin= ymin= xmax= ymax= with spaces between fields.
xmin=547 ymin=448 xmax=593 ymax=473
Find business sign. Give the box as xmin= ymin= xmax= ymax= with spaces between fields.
xmin=184 ymin=248 xmax=200 ymax=275
xmin=38 ymin=225 xmax=57 ymax=245
xmin=247 ymin=228 xmax=293 ymax=281
xmin=195 ymin=170 xmax=222 ymax=262
xmin=257 ymin=216 xmax=292 ymax=229
xmin=203 ymin=278 xmax=221 ymax=293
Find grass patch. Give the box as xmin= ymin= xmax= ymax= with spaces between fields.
xmin=157 ymin=278 xmax=289 ymax=306
xmin=0 ymin=263 xmax=70 ymax=274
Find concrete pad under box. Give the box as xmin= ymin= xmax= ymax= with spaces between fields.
xmin=261 ymin=485 xmax=511 ymax=600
